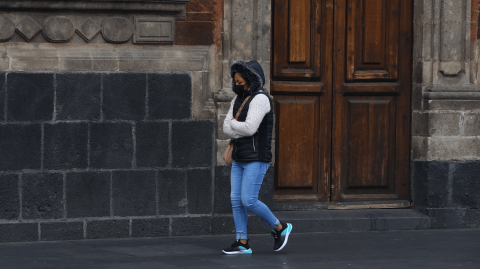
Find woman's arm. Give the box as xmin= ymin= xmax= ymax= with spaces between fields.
xmin=230 ymin=94 xmax=270 ymax=137
xmin=223 ymin=97 xmax=244 ymax=139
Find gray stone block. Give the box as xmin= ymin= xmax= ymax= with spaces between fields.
xmin=56 ymin=73 xmax=101 ymax=121
xmin=0 ymin=174 xmax=19 ymax=220
xmin=171 ymin=217 xmax=211 ymax=236
xmin=44 ymin=123 xmax=88 ymax=169
xmin=426 ymin=161 xmax=450 ymax=208
xmin=0 ymin=223 xmax=38 ymax=243
xmin=216 ymin=114 xmax=229 ymax=140
xmin=428 ymin=112 xmax=461 ymax=136
xmin=6 ymin=72 xmax=54 ymax=121
xmin=211 ymin=216 xmax=235 ymax=235
xmin=172 ymin=121 xmax=214 ymax=168
xmin=158 ymin=170 xmax=186 ymax=215
xmin=22 ymin=173 xmax=63 ymax=220
xmin=112 ymin=171 xmax=156 ymax=217
xmin=90 ymin=123 xmax=133 ymax=169
xmin=426 ymin=100 xmax=480 ymax=111
xmin=103 ymin=73 xmax=146 ymax=121
xmin=86 ymin=219 xmax=130 ymax=239
xmin=66 ymin=172 xmax=110 ymax=218
xmin=412 ymin=112 xmax=428 ymax=136
xmin=187 ymin=169 xmax=212 ymax=214
xmin=411 ymin=161 xmax=429 ymax=208
xmin=452 ymin=162 xmax=480 ymax=209
xmin=40 ymin=222 xmax=84 ymax=241
xmin=148 ymin=73 xmax=191 ymax=120
xmin=464 ymin=113 xmax=480 ymax=136
xmin=131 ymin=218 xmax=169 ymax=238
xmin=135 ymin=122 xmax=169 ymax=168
xmin=426 ymin=208 xmax=467 ymax=229
xmin=464 ymin=209 xmax=480 ymax=228
xmin=0 ymin=124 xmax=41 ymax=171
xmin=214 ymin=166 xmax=232 ymax=214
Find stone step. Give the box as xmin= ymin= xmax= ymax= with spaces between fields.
xmin=274 ymin=209 xmax=431 ymax=233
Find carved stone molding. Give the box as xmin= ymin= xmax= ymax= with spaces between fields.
xmin=15 ymin=16 xmax=41 ymax=42
xmin=134 ymin=16 xmax=175 ymax=44
xmin=102 ymin=17 xmax=134 ymax=43
xmin=0 ymin=15 xmax=15 ymax=41
xmin=0 ymin=0 xmax=191 ymax=14
xmin=43 ymin=16 xmax=76 ymax=43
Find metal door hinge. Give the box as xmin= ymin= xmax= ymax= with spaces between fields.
xmin=331 ymin=185 xmax=334 ymax=189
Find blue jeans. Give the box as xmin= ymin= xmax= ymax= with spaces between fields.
xmin=231 ymin=160 xmax=280 ymax=240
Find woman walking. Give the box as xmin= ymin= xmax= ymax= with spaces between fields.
xmin=222 ymin=60 xmax=292 ymax=254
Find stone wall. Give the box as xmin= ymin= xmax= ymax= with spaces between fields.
xmin=411 ymin=0 xmax=480 ymax=228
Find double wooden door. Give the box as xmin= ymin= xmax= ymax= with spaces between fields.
xmin=271 ymin=0 xmax=412 ymax=202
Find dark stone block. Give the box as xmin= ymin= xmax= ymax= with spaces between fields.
xmin=214 ymin=166 xmax=232 ymax=214
xmin=86 ymin=219 xmax=129 ymax=239
xmin=103 ymin=73 xmax=146 ymax=120
xmin=426 ymin=161 xmax=450 ymax=208
xmin=40 ymin=222 xmax=84 ymax=241
xmin=112 ymin=171 xmax=156 ymax=217
xmin=0 ymin=223 xmax=38 ymax=243
xmin=56 ymin=73 xmax=101 ymax=121
xmin=44 ymin=123 xmax=88 ymax=169
xmin=464 ymin=209 xmax=480 ymax=228
xmin=90 ymin=123 xmax=133 ymax=169
xmin=0 ymin=174 xmax=19 ymax=220
xmin=158 ymin=170 xmax=186 ymax=215
xmin=172 ymin=121 xmax=213 ymax=168
xmin=452 ymin=162 xmax=480 ymax=209
xmin=426 ymin=208 xmax=467 ymax=229
xmin=148 ymin=73 xmax=191 ymax=120
xmin=22 ymin=173 xmax=63 ymax=220
xmin=247 ymin=215 xmax=272 ymax=234
xmin=171 ymin=217 xmax=210 ymax=236
xmin=187 ymin=169 xmax=212 ymax=214
xmin=136 ymin=122 xmax=169 ymax=168
xmin=411 ymin=161 xmax=429 ymax=208
xmin=131 ymin=218 xmax=169 ymax=238
xmin=0 ymin=124 xmax=41 ymax=171
xmin=66 ymin=172 xmax=110 ymax=218
xmin=7 ymin=72 xmax=54 ymax=121
xmin=211 ymin=216 xmax=235 ymax=235
xmin=0 ymin=72 xmax=5 ymax=121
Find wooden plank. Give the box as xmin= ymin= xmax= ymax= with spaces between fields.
xmin=387 ymin=0 xmax=400 ymax=79
xmin=363 ymin=0 xmax=383 ymax=64
xmin=342 ymin=83 xmax=399 ymax=93
xmin=328 ymin=200 xmax=411 ymax=209
xmin=272 ymin=81 xmax=323 ymax=93
xmin=289 ymin=0 xmax=308 ymax=62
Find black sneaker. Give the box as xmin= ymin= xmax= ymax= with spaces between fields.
xmin=222 ymin=240 xmax=253 ymax=254
xmin=271 ymin=222 xmax=292 ymax=251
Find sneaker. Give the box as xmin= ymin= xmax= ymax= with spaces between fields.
xmin=271 ymin=222 xmax=292 ymax=251
xmin=222 ymin=240 xmax=253 ymax=254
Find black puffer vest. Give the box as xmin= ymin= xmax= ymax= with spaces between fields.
xmin=232 ymin=91 xmax=274 ymax=163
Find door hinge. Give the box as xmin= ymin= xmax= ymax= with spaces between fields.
xmin=331 ymin=185 xmax=334 ymax=189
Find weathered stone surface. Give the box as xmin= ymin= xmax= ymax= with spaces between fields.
xmin=90 ymin=123 xmax=134 ymax=169
xmin=148 ymin=73 xmax=191 ymax=120
xmin=175 ymin=21 xmax=213 ymax=45
xmin=76 ymin=18 xmax=101 ymax=43
xmin=426 ymin=137 xmax=480 ymax=161
xmin=172 ymin=121 xmax=213 ymax=168
xmin=7 ymin=72 xmax=54 ymax=121
xmin=211 ymin=216 xmax=235 ymax=235
xmin=213 ymin=166 xmax=232 ymax=214
xmin=22 ymin=173 xmax=64 ymax=220
xmin=56 ymin=73 xmax=101 ymax=121
xmin=40 ymin=222 xmax=84 ymax=241
xmin=0 ymin=174 xmax=19 ymax=220
xmin=134 ymin=16 xmax=174 ymax=44
xmin=464 ymin=113 xmax=480 ymax=136
xmin=452 ymin=162 xmax=480 ymax=209
xmin=0 ymin=124 xmax=41 ymax=171
xmin=103 ymin=73 xmax=146 ymax=121
xmin=158 ymin=170 xmax=187 ymax=215
xmin=0 ymin=72 xmax=4 ymax=121
xmin=216 ymin=114 xmax=229 ymax=140
xmin=112 ymin=171 xmax=156 ymax=217
xmin=0 ymin=15 xmax=15 ymax=42
xmin=171 ymin=217 xmax=211 ymax=236
xmin=424 ymin=161 xmax=450 ymax=208
xmin=0 ymin=223 xmax=38 ymax=243
xmin=411 ymin=112 xmax=428 ymax=136
xmin=43 ymin=16 xmax=75 ymax=43
xmin=428 ymin=112 xmax=461 ymax=136
xmin=66 ymin=172 xmax=110 ymax=218
xmin=136 ymin=122 xmax=169 ymax=168
xmin=186 ymin=169 xmax=212 ymax=214
xmin=411 ymin=161 xmax=428 ymax=208
xmin=102 ymin=17 xmax=134 ymax=43
xmin=425 ymin=208 xmax=467 ymax=229
xmin=216 ymin=139 xmax=230 ymax=166
xmin=464 ymin=209 xmax=480 ymax=228
xmin=86 ymin=219 xmax=129 ymax=239
xmin=15 ymin=16 xmax=41 ymax=42
xmin=44 ymin=123 xmax=88 ymax=169
xmin=131 ymin=218 xmax=169 ymax=237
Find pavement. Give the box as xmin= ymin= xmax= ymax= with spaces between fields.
xmin=0 ymin=229 xmax=479 ymax=269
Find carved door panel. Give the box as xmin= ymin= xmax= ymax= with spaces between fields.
xmin=271 ymin=0 xmax=333 ymax=201
xmin=331 ymin=0 xmax=412 ymax=201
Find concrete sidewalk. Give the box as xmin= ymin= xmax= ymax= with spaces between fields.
xmin=0 ymin=229 xmax=479 ymax=269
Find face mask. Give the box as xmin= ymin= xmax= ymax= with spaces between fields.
xmin=233 ymin=84 xmax=245 ymax=95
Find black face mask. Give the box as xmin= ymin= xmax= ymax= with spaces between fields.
xmin=233 ymin=84 xmax=245 ymax=95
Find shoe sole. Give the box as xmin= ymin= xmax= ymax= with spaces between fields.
xmin=275 ymin=223 xmax=292 ymax=252
xmin=222 ymin=249 xmax=253 ymax=254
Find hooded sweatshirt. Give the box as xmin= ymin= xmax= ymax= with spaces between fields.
xmin=223 ymin=60 xmax=274 ymax=163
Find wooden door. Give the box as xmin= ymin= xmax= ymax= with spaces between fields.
xmin=271 ymin=0 xmax=412 ymax=203
xmin=271 ymin=0 xmax=333 ymax=201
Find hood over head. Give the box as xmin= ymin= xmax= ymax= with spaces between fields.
xmin=230 ymin=60 xmax=266 ymax=96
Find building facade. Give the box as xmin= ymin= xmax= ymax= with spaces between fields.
xmin=0 ymin=0 xmax=478 ymax=243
